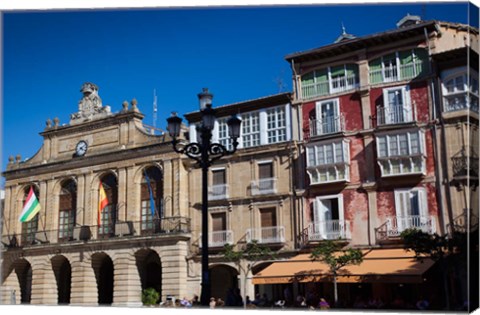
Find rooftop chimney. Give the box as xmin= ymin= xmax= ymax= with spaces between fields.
xmin=396 ymin=13 xmax=422 ymax=28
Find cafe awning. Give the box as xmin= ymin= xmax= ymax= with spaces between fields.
xmin=252 ymin=248 xmax=435 ymax=285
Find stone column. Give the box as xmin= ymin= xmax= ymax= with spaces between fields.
xmin=163 ymin=160 xmax=173 ymax=217
xmin=38 ymin=181 xmax=48 ymax=231
xmin=158 ymin=241 xmax=188 ymax=301
xmin=3 ymin=185 xmax=13 ymax=237
xmin=117 ymin=168 xmax=127 ymax=222
xmin=46 ymin=179 xmax=58 ymax=243
xmin=112 ymin=250 xmax=142 ymax=307
xmin=1 ymin=271 xmax=21 ymax=304
xmin=70 ymin=253 xmax=98 ymax=306
xmin=84 ymin=172 xmax=95 ymax=228
xmin=76 ymin=174 xmax=86 ymax=225
xmin=358 ymin=52 xmax=372 ymax=130
xmin=30 ymin=257 xmax=57 ymax=305
xmin=367 ymin=188 xmax=378 ymax=246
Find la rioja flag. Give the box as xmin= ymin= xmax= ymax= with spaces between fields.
xmin=19 ymin=187 xmax=41 ymax=222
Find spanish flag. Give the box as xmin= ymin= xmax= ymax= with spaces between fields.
xmin=98 ymin=182 xmax=108 ymax=225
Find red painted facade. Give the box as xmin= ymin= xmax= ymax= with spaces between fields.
xmin=303 ymin=78 xmax=439 ymax=243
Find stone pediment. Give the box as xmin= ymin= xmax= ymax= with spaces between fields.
xmin=70 ymin=82 xmax=112 ymax=124
xmin=6 ymin=83 xmax=174 ymax=172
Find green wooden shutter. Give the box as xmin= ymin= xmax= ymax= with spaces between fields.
xmin=330 ymin=65 xmax=345 ymax=77
xmin=345 ymin=64 xmax=357 ymax=76
xmin=399 ymin=50 xmax=414 ymax=79
xmin=315 ymin=68 xmax=329 ymax=95
xmin=301 ymin=71 xmax=314 ymax=85
xmin=369 ymin=58 xmax=383 ymax=84
xmin=414 ymin=48 xmax=429 ymax=77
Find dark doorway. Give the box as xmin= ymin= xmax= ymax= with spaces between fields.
xmin=92 ymin=253 xmax=114 ymax=305
xmin=15 ymin=259 xmax=32 ymax=304
xmin=135 ymin=249 xmax=162 ymax=298
xmin=210 ymin=265 xmax=239 ymax=302
xmin=51 ymin=255 xmax=72 ymax=304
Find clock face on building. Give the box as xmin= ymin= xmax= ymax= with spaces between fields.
xmin=75 ymin=140 xmax=88 ymax=156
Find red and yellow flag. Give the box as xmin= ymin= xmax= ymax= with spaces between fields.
xmin=98 ymin=182 xmax=108 ymax=225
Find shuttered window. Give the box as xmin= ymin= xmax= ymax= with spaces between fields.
xmin=211 ymin=212 xmax=226 ymax=232
xmin=260 ymin=208 xmax=276 ymax=227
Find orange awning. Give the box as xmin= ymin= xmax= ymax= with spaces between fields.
xmin=252 ymin=248 xmax=435 ymax=285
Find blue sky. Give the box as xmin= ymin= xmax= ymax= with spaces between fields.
xmin=1 ymin=2 xmax=476 ymax=185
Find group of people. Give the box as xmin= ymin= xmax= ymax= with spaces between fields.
xmin=159 ymin=291 xmax=433 ymax=311
xmin=209 ymin=288 xmax=244 ymax=308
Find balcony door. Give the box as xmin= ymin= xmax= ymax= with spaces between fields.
xmin=258 ymin=162 xmax=274 ymax=193
xmin=260 ymin=207 xmax=277 ymax=242
xmin=98 ymin=174 xmax=118 ymax=238
xmin=211 ymin=212 xmax=227 ymax=246
xmin=316 ymin=99 xmax=339 ymax=134
xmin=394 ymin=188 xmax=427 ymax=232
xmin=58 ymin=180 xmax=77 ymax=241
xmin=382 ymin=86 xmax=412 ymax=124
xmin=313 ymin=195 xmax=342 ymax=239
xmin=211 ymin=169 xmax=226 ymax=200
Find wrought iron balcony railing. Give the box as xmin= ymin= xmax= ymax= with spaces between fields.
xmin=375 ymin=215 xmax=436 ymax=241
xmin=208 ymin=184 xmax=229 ymax=200
xmin=245 ymin=226 xmax=285 ymax=244
xmin=1 ymin=216 xmax=191 ymax=248
xmin=306 ymin=220 xmax=351 ymax=241
xmin=376 ymin=104 xmax=415 ymax=126
xmin=199 ymin=230 xmax=234 ymax=248
xmin=309 ymin=114 xmax=345 ymax=137
xmin=251 ymin=178 xmax=277 ymax=195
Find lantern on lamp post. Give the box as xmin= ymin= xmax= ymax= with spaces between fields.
xmin=167 ymin=88 xmax=241 ymax=306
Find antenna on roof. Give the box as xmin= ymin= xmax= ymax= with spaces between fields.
xmin=341 ymin=21 xmax=346 ymax=35
xmin=153 ymin=89 xmax=158 ymax=130
xmin=274 ymin=70 xmax=287 ymax=93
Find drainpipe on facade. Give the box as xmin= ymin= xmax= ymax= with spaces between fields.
xmin=289 ymin=59 xmax=302 ymax=250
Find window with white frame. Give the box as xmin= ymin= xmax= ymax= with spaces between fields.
xmin=241 ymin=111 xmax=261 ymax=148
xmin=378 ymin=86 xmax=413 ymax=125
xmin=310 ymin=194 xmax=349 ymax=240
xmin=190 ymin=105 xmax=290 ymax=149
xmin=253 ymin=161 xmax=276 ymax=194
xmin=267 ymin=107 xmax=287 ymax=144
xmin=306 ymin=140 xmax=350 ymax=184
xmin=217 ymin=118 xmax=232 ymax=150
xmin=210 ymin=168 xmax=227 ymax=200
xmin=376 ymin=130 xmax=425 ymax=176
xmin=393 ymin=188 xmax=431 ymax=233
xmin=369 ymin=48 xmax=428 ymax=84
xmin=442 ymin=67 xmax=479 ymax=113
xmin=311 ymin=98 xmax=341 ymax=136
xmin=301 ymin=64 xmax=359 ymax=99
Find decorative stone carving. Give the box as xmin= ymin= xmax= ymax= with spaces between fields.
xmin=70 ymin=82 xmax=111 ymax=124
xmin=122 ymin=101 xmax=129 ymax=112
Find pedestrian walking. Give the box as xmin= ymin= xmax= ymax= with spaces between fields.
xmin=209 ymin=297 xmax=216 ymax=308
xmin=319 ymin=298 xmax=330 ymax=310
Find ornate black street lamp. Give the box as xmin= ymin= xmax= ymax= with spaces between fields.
xmin=166 ymin=88 xmax=241 ymax=306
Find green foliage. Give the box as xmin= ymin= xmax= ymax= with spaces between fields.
xmin=142 ymin=287 xmax=160 ymax=306
xmin=310 ymin=240 xmax=363 ymax=274
xmin=400 ymin=228 xmax=449 ymax=261
xmin=222 ymin=240 xmax=277 ymax=264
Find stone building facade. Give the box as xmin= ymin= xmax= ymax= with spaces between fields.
xmin=0 ymin=84 xmax=300 ymax=306
xmin=1 ymin=15 xmax=478 ymax=309
xmin=1 ymin=83 xmax=192 ymax=305
xmin=183 ymin=92 xmax=301 ymax=301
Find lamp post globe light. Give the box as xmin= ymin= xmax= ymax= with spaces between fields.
xmin=166 ymin=88 xmax=241 ymax=306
